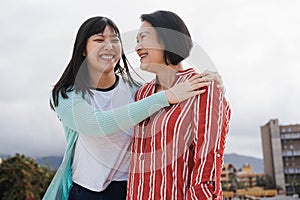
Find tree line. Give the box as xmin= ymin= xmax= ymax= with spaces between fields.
xmin=0 ymin=154 xmax=55 ymax=200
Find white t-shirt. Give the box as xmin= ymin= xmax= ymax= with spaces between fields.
xmin=72 ymin=75 xmax=134 ymax=192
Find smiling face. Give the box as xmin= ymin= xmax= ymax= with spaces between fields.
xmin=85 ymin=25 xmax=121 ymax=75
xmin=135 ymin=21 xmax=165 ymax=73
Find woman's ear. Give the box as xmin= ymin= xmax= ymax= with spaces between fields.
xmin=82 ymin=50 xmax=86 ymax=57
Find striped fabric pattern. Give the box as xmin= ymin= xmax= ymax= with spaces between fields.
xmin=127 ymin=68 xmax=231 ymax=200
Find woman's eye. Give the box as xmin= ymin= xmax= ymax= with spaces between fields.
xmin=136 ymin=36 xmax=145 ymax=43
xmin=111 ymin=39 xmax=120 ymax=43
xmin=94 ymin=39 xmax=104 ymax=42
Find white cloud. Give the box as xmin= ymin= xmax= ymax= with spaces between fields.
xmin=0 ymin=0 xmax=299 ymax=158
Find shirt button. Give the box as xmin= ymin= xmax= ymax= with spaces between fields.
xmin=139 ymin=155 xmax=144 ymax=160
xmin=217 ymin=153 xmax=221 ymax=157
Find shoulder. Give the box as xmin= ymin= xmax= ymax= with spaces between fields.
xmin=176 ymin=68 xmax=198 ymax=83
xmin=57 ymin=89 xmax=81 ymax=101
xmin=135 ymin=79 xmax=156 ymax=100
xmin=52 ymin=89 xmax=91 ymax=109
xmin=139 ymin=80 xmax=155 ymax=90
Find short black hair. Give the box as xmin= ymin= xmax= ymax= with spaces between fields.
xmin=140 ymin=10 xmax=193 ymax=65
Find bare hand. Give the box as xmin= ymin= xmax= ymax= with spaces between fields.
xmin=200 ymin=70 xmax=226 ymax=94
xmin=165 ymin=74 xmax=211 ymax=104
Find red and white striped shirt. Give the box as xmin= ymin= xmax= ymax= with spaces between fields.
xmin=127 ymin=68 xmax=231 ymax=200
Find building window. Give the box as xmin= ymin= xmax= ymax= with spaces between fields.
xmin=282 ymin=128 xmax=286 ymax=132
xmin=294 ymin=150 xmax=300 ymax=155
xmin=283 ymin=140 xmax=287 ymax=144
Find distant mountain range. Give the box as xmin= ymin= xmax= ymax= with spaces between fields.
xmin=35 ymin=156 xmax=63 ymax=170
xmin=0 ymin=154 xmax=63 ymax=170
xmin=1 ymin=153 xmax=264 ymax=173
xmin=224 ymin=153 xmax=264 ymax=173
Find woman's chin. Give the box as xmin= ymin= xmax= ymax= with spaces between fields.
xmin=140 ymin=63 xmax=149 ymax=71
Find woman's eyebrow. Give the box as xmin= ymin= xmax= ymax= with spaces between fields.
xmin=94 ymin=33 xmax=118 ymax=37
xmin=136 ymin=31 xmax=150 ymax=39
xmin=138 ymin=31 xmax=150 ymax=36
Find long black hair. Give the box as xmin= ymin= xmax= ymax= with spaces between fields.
xmin=50 ymin=16 xmax=138 ymax=110
xmin=140 ymin=10 xmax=193 ymax=65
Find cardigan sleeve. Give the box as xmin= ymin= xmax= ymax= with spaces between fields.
xmin=51 ymin=90 xmax=169 ymax=136
xmin=188 ymin=81 xmax=231 ymax=200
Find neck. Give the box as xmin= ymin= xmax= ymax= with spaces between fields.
xmin=89 ymin=70 xmax=116 ymax=89
xmin=156 ymin=63 xmax=183 ymax=90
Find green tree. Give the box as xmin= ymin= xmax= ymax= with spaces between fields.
xmin=237 ymin=181 xmax=246 ymax=189
xmin=255 ymin=175 xmax=265 ymax=187
xmin=228 ymin=173 xmax=237 ymax=192
xmin=248 ymin=176 xmax=253 ymax=188
xmin=0 ymin=154 xmax=55 ymax=200
xmin=264 ymin=174 xmax=275 ymax=189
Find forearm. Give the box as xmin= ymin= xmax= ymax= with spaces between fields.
xmin=52 ymin=91 xmax=169 ymax=136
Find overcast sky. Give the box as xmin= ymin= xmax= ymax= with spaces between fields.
xmin=0 ymin=0 xmax=299 ymax=159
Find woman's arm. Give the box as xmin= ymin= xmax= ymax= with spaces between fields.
xmin=52 ymin=74 xmax=212 ymax=137
xmin=52 ymin=90 xmax=169 ymax=136
xmin=188 ymin=81 xmax=231 ymax=199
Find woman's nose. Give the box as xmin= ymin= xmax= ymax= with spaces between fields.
xmin=104 ymin=41 xmax=113 ymax=50
xmin=135 ymin=41 xmax=142 ymax=52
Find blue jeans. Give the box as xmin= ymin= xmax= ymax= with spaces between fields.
xmin=68 ymin=181 xmax=127 ymax=200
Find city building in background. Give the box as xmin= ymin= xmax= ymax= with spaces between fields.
xmin=261 ymin=119 xmax=300 ymax=195
xmin=222 ymin=163 xmax=237 ymax=182
xmin=221 ymin=163 xmax=277 ymax=199
xmin=221 ymin=163 xmax=264 ymax=190
xmin=236 ymin=164 xmax=264 ymax=188
xmin=221 ymin=163 xmax=237 ymax=191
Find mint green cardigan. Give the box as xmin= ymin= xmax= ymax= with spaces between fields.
xmin=43 ymin=87 xmax=169 ymax=200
